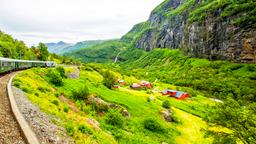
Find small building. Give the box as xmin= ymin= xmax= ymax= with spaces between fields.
xmin=162 ymin=89 xmax=189 ymax=100
xmin=113 ymin=85 xmax=120 ymax=88
xmin=140 ymin=80 xmax=153 ymax=89
xmin=118 ymin=79 xmax=126 ymax=85
xmin=130 ymin=83 xmax=142 ymax=89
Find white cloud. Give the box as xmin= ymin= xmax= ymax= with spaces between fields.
xmin=0 ymin=0 xmax=164 ymax=46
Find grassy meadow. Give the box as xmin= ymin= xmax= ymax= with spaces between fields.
xmin=12 ymin=63 xmax=226 ymax=144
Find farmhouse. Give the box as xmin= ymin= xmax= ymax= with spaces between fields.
xmin=130 ymin=83 xmax=142 ymax=89
xmin=118 ymin=79 xmax=126 ymax=85
xmin=140 ymin=80 xmax=153 ymax=89
xmin=162 ymin=89 xmax=189 ymax=100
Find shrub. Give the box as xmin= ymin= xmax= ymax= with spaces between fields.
xmin=78 ymin=124 xmax=92 ymax=134
xmin=91 ymin=101 xmax=109 ymax=112
xmin=13 ymin=81 xmax=20 ymax=87
xmin=72 ymin=86 xmax=90 ymax=100
xmin=54 ymin=92 xmax=60 ymax=97
xmin=21 ymin=87 xmax=30 ymax=93
xmin=103 ymin=70 xmax=117 ymax=89
xmin=64 ymin=104 xmax=69 ymax=113
xmin=47 ymin=69 xmax=63 ymax=86
xmin=105 ymin=110 xmax=124 ymax=127
xmin=38 ymin=86 xmax=46 ymax=92
xmin=56 ymin=66 xmax=66 ymax=78
xmin=143 ymin=118 xmax=165 ymax=132
xmin=52 ymin=100 xmax=59 ymax=106
xmin=162 ymin=100 xmax=171 ymax=109
xmin=65 ymin=122 xmax=75 ymax=136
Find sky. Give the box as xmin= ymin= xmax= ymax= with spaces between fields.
xmin=0 ymin=0 xmax=164 ymax=46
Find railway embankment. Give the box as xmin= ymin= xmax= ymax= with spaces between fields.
xmin=12 ymin=86 xmax=72 ymax=143
xmin=0 ymin=73 xmax=26 ymax=144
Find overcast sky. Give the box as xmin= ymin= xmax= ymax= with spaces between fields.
xmin=0 ymin=0 xmax=164 ymax=46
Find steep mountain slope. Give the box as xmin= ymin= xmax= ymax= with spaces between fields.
xmin=122 ymin=0 xmax=256 ymax=63
xmin=46 ymin=40 xmax=105 ymax=55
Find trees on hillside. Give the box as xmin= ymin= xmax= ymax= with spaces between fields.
xmin=37 ymin=43 xmax=49 ymax=61
xmin=0 ymin=31 xmax=37 ymax=59
xmin=207 ymin=98 xmax=256 ymax=143
xmin=31 ymin=43 xmax=49 ymax=61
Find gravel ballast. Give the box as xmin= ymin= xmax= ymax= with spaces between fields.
xmin=12 ymin=86 xmax=72 ymax=144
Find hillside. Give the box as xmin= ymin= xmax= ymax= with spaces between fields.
xmin=46 ymin=40 xmax=105 ymax=55
xmin=122 ymin=0 xmax=256 ymax=63
xmin=0 ymin=31 xmax=36 ymax=59
xmin=64 ymin=40 xmax=127 ymax=63
xmin=14 ymin=65 xmax=225 ymax=143
xmin=45 ymin=41 xmax=74 ymax=54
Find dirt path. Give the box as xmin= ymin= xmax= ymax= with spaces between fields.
xmin=173 ymin=107 xmax=212 ymax=144
xmin=0 ymin=73 xmax=26 ymax=144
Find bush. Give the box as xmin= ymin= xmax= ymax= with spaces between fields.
xmin=91 ymin=102 xmax=109 ymax=112
xmin=72 ymin=86 xmax=90 ymax=100
xmin=21 ymin=87 xmax=31 ymax=93
xmin=52 ymin=100 xmax=59 ymax=106
xmin=64 ymin=104 xmax=69 ymax=113
xmin=38 ymin=86 xmax=46 ymax=92
xmin=105 ymin=110 xmax=124 ymax=127
xmin=78 ymin=124 xmax=92 ymax=134
xmin=56 ymin=66 xmax=66 ymax=78
xmin=47 ymin=69 xmax=63 ymax=86
xmin=65 ymin=122 xmax=75 ymax=136
xmin=162 ymin=100 xmax=171 ymax=109
xmin=13 ymin=81 xmax=20 ymax=87
xmin=103 ymin=70 xmax=117 ymax=89
xmin=143 ymin=118 xmax=165 ymax=132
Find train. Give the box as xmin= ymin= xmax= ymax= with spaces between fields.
xmin=0 ymin=57 xmax=56 ymax=74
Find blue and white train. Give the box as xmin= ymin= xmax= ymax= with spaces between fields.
xmin=0 ymin=57 xmax=56 ymax=74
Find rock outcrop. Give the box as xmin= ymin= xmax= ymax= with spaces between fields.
xmin=122 ymin=0 xmax=256 ymax=63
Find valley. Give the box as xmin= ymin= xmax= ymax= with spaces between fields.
xmin=0 ymin=0 xmax=255 ymax=143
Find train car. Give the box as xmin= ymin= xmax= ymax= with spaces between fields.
xmin=0 ymin=57 xmax=56 ymax=74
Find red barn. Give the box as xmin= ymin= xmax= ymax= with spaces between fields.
xmin=161 ymin=89 xmax=189 ymax=100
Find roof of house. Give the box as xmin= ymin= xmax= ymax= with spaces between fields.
xmin=162 ymin=89 xmax=188 ymax=98
xmin=131 ymin=83 xmax=141 ymax=88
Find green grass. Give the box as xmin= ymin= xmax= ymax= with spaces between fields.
xmin=13 ymin=65 xmax=221 ymax=143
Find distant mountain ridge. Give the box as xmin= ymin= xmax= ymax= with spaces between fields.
xmin=45 ymin=40 xmax=105 ymax=55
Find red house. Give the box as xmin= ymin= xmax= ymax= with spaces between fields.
xmin=113 ymin=85 xmax=120 ymax=88
xmin=118 ymin=79 xmax=126 ymax=85
xmin=130 ymin=83 xmax=142 ymax=89
xmin=161 ymin=89 xmax=189 ymax=100
xmin=140 ymin=81 xmax=153 ymax=89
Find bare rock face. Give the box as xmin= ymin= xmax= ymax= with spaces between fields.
xmin=124 ymin=0 xmax=256 ymax=63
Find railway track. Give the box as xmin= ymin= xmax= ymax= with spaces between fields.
xmin=0 ymin=72 xmax=26 ymax=144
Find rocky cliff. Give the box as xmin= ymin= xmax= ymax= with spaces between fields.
xmin=122 ymin=0 xmax=256 ymax=63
